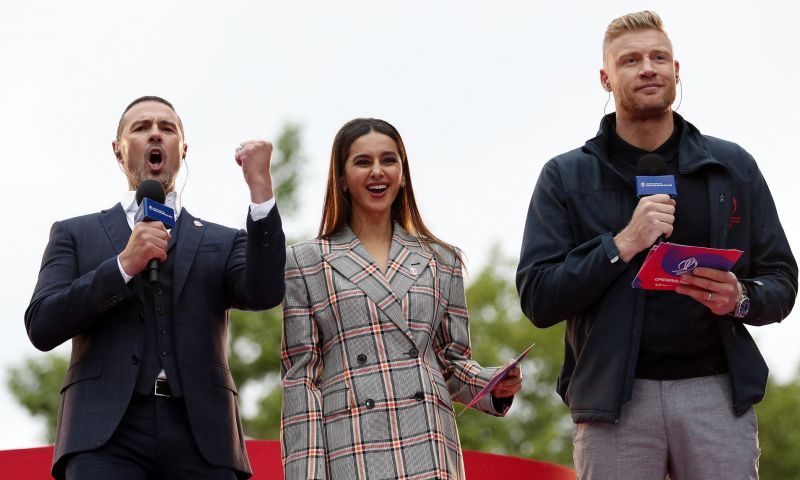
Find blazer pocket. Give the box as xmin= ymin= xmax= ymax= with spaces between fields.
xmin=210 ymin=363 xmax=238 ymax=395
xmin=321 ymin=387 xmax=350 ymax=417
xmin=60 ymin=358 xmax=103 ymax=393
xmin=197 ymin=241 xmax=229 ymax=254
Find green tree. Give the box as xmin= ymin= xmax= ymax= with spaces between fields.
xmin=268 ymin=123 xmax=304 ymax=218
xmin=755 ymin=374 xmax=800 ymax=478
xmin=6 ymin=354 xmax=69 ymax=444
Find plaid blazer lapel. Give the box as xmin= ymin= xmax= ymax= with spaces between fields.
xmin=322 ymin=226 xmax=413 ymax=339
xmin=384 ymin=224 xmax=435 ymax=303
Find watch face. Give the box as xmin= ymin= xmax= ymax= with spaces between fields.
xmin=739 ymin=298 xmax=751 ymax=317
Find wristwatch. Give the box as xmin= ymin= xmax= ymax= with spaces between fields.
xmin=730 ymin=282 xmax=751 ymax=319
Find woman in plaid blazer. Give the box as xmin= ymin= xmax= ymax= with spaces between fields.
xmin=280 ymin=118 xmax=522 ymax=479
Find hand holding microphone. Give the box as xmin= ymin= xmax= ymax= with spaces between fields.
xmin=614 ymin=154 xmax=677 ymax=262
xmin=119 ymin=180 xmax=175 ymax=282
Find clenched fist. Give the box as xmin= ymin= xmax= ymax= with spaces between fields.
xmin=235 ymin=140 xmax=274 ymax=203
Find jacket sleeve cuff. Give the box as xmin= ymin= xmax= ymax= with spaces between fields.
xmin=600 ymin=232 xmax=626 ymax=265
xmin=249 ymin=197 xmax=276 ymax=221
xmin=246 ymin=203 xmax=283 ymax=240
xmin=97 ymin=256 xmax=137 ymax=312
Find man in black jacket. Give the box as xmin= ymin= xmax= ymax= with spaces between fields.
xmin=26 ymin=96 xmax=286 ymax=479
xmin=516 ymin=11 xmax=797 ymax=479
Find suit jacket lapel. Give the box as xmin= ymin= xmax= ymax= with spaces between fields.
xmin=99 ymin=203 xmax=131 ymax=254
xmin=172 ymin=208 xmax=204 ymax=303
xmin=322 ymin=226 xmax=413 ymax=338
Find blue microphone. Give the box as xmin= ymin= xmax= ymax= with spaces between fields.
xmin=636 ymin=154 xmax=675 ymax=245
xmin=636 ymin=154 xmax=676 ymax=198
xmin=135 ymin=180 xmax=176 ymax=283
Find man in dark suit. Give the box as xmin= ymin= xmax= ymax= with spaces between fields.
xmin=25 ymin=96 xmax=286 ymax=479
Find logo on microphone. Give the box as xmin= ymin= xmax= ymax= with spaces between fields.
xmin=671 ymin=257 xmax=698 ymax=275
xmin=148 ymin=205 xmax=168 ymax=216
xmin=635 ymin=175 xmax=677 ymax=197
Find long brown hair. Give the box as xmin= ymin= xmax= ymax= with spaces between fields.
xmin=318 ymin=118 xmax=462 ymax=265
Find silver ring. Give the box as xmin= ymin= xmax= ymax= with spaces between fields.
xmin=707 ymin=292 xmax=713 ymax=301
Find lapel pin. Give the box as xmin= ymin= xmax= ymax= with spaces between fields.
xmin=193 ymin=220 xmax=203 ymax=227
xmin=409 ymin=266 xmax=418 ymax=276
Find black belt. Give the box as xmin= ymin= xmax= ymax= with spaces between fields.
xmin=154 ymin=378 xmax=173 ymax=398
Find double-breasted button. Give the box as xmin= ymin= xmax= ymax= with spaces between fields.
xmin=365 ymin=399 xmax=375 ymax=409
xmin=156 ymin=288 xmax=164 ymax=296
xmin=414 ymin=391 xmax=425 ymax=401
xmin=408 ymin=348 xmax=419 ymax=359
xmin=357 ymin=354 xmax=367 ymax=364
xmin=131 ymin=354 xmax=140 ymax=365
xmin=157 ymin=307 xmax=165 ymax=315
xmin=160 ymin=329 xmax=167 ymax=335
xmin=160 ymin=350 xmax=167 ymax=357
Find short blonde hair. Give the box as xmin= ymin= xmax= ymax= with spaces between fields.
xmin=603 ymin=11 xmax=668 ymax=54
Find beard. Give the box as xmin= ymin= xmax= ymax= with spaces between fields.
xmin=127 ymin=169 xmax=177 ymax=193
xmin=616 ymin=82 xmax=677 ymax=121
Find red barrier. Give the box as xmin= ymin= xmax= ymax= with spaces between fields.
xmin=0 ymin=441 xmax=575 ymax=479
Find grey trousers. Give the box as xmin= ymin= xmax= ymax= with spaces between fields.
xmin=573 ymin=374 xmax=759 ymax=480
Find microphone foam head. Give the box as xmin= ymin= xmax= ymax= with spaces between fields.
xmin=135 ymin=179 xmax=166 ymax=205
xmin=636 ymin=153 xmax=668 ymax=176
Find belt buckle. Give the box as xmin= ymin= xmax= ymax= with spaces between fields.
xmin=154 ymin=379 xmax=172 ymax=398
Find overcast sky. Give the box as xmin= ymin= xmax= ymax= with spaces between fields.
xmin=1 ymin=0 xmax=798 ymax=450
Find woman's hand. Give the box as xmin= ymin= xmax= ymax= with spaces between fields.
xmin=492 ymin=365 xmax=522 ymax=398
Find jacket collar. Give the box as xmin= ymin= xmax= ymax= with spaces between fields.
xmin=584 ymin=112 xmax=726 ymax=174
xmin=322 ymin=223 xmax=434 ymax=341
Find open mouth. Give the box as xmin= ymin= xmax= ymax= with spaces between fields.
xmin=367 ymin=184 xmax=389 ymax=195
xmin=148 ymin=150 xmax=163 ymax=166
